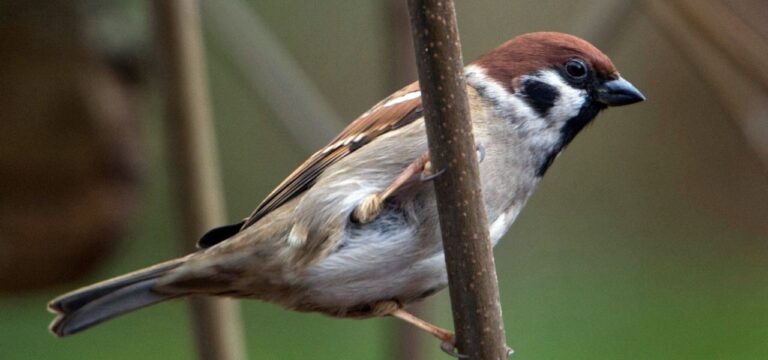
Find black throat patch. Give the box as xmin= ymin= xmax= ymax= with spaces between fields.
xmin=535 ymin=101 xmax=606 ymax=176
xmin=521 ymin=79 xmax=559 ymax=117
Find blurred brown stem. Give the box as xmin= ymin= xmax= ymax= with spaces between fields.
xmin=153 ymin=1 xmax=247 ymax=360
xmin=643 ymin=0 xmax=768 ymax=170
xmin=200 ymin=0 xmax=344 ymax=150
xmin=571 ymin=0 xmax=639 ymax=49
xmin=665 ymin=0 xmax=768 ymax=93
xmin=407 ymin=1 xmax=508 ymax=359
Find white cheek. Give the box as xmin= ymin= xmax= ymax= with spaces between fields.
xmin=465 ymin=65 xmax=588 ymax=153
xmin=537 ymin=70 xmax=587 ymax=123
xmin=520 ymin=70 xmax=588 ymax=149
xmin=465 ymin=65 xmax=542 ymax=125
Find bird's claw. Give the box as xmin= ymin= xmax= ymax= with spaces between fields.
xmin=506 ymin=345 xmax=515 ymax=357
xmin=439 ymin=339 xmax=514 ymax=359
xmin=420 ymin=161 xmax=445 ymax=182
xmin=419 ymin=144 xmax=482 ymax=183
xmin=440 ymin=340 xmax=468 ymax=359
xmin=420 ymin=168 xmax=445 ymax=182
xmin=476 ymin=143 xmax=486 ymax=163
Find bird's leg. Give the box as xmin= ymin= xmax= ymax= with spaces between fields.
xmin=419 ymin=160 xmax=445 ymax=181
xmin=351 ymin=152 xmax=431 ymax=224
xmin=391 ymin=306 xmax=514 ymax=358
xmin=420 ymin=142 xmax=484 ymax=181
xmin=390 ymin=308 xmax=467 ymax=358
xmin=351 ymin=144 xmax=485 ymax=224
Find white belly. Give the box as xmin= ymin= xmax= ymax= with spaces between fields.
xmin=299 ymin=206 xmax=517 ymax=310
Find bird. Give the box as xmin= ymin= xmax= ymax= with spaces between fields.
xmin=48 ymin=32 xmax=645 ymax=354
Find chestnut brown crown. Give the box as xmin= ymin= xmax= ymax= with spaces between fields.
xmin=475 ymin=32 xmax=618 ymax=90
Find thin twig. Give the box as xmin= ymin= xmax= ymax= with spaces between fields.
xmin=406 ymin=1 xmax=507 ymax=359
xmin=153 ymin=1 xmax=247 ymax=359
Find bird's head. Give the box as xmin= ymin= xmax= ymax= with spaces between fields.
xmin=467 ymin=32 xmax=645 ymax=175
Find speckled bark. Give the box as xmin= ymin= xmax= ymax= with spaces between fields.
xmin=406 ymin=1 xmax=508 ymax=359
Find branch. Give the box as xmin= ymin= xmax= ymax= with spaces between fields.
xmin=406 ymin=1 xmax=507 ymax=359
xmin=153 ymin=1 xmax=247 ymax=359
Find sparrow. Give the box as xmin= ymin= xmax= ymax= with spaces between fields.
xmin=48 ymin=32 xmax=644 ymax=354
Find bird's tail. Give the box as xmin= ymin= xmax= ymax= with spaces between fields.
xmin=48 ymin=257 xmax=186 ymax=337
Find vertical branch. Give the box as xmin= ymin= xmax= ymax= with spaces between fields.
xmin=153 ymin=1 xmax=247 ymax=360
xmin=406 ymin=1 xmax=507 ymax=359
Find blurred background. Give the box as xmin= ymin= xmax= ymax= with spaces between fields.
xmin=1 ymin=0 xmax=767 ymax=359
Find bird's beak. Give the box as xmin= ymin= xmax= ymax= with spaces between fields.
xmin=596 ymin=77 xmax=645 ymax=106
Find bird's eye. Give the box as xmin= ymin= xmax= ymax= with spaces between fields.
xmin=564 ymin=59 xmax=588 ymax=80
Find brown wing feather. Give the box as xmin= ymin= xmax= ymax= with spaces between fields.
xmin=240 ymin=82 xmax=423 ymax=230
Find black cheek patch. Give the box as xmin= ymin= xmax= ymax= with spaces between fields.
xmin=522 ymin=79 xmax=559 ymax=116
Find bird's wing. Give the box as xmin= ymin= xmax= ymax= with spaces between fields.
xmin=198 ymin=82 xmax=423 ymax=248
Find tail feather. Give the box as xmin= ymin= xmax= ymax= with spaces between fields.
xmin=48 ymin=258 xmax=186 ymax=337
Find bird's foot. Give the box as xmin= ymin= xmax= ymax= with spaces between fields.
xmin=506 ymin=345 xmax=515 ymax=357
xmin=419 ymin=143 xmax=483 ymax=183
xmin=440 ymin=338 xmax=514 ymax=358
xmin=353 ymin=152 xmax=433 ymax=224
xmin=420 ymin=161 xmax=445 ymax=181
xmin=350 ymin=193 xmax=383 ymax=224
xmin=476 ymin=143 xmax=486 ymax=163
xmin=439 ymin=336 xmax=468 ymax=358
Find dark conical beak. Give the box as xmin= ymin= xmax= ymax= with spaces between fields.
xmin=596 ymin=77 xmax=645 ymax=106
